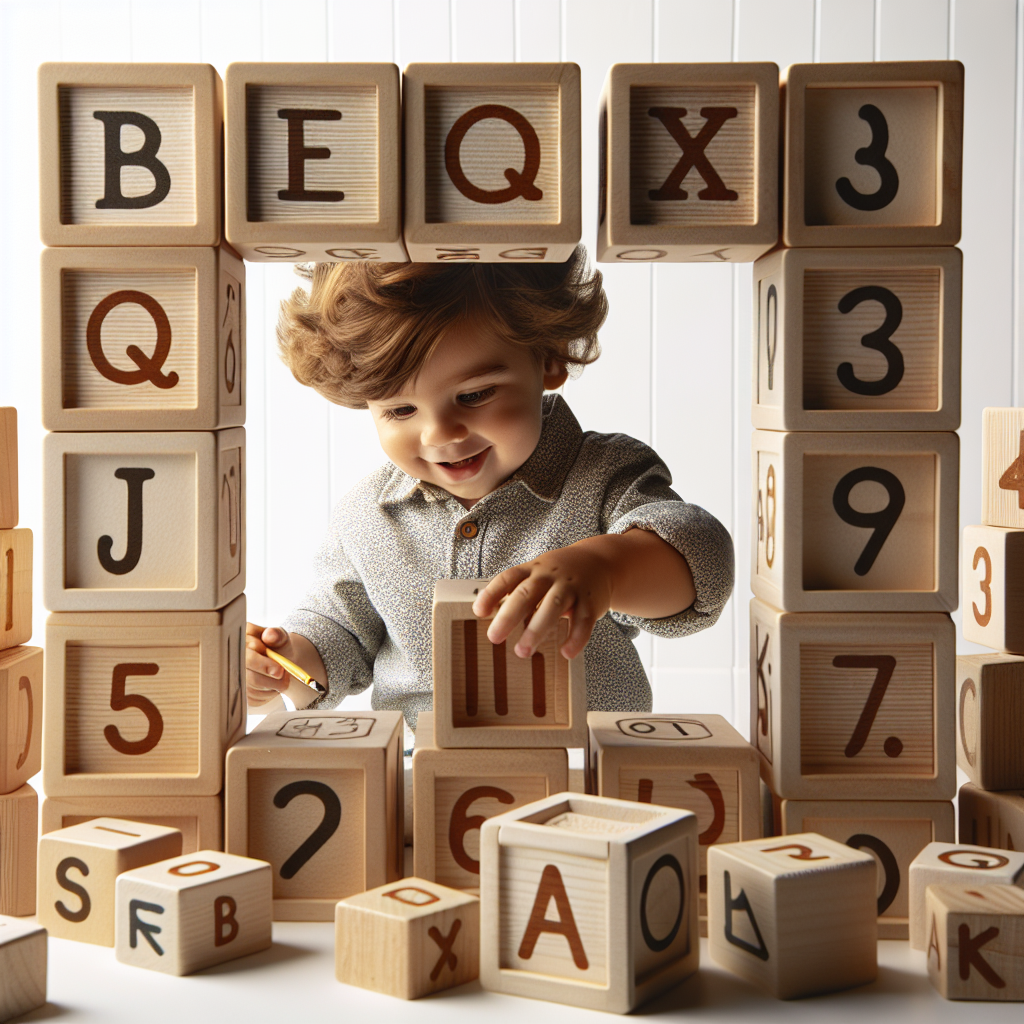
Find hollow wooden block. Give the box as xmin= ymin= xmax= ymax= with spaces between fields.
xmin=43 ymin=429 xmax=245 ymax=611
xmin=962 ymin=529 xmax=1024 ymax=654
xmin=956 ymin=654 xmax=1024 ymax=791
xmin=0 ymin=784 xmax=36 ymax=917
xmin=480 ymin=793 xmax=698 ymax=1013
xmin=751 ymin=430 xmax=958 ymax=612
xmin=925 ymin=884 xmax=1024 ymax=1000
xmin=41 ymin=246 xmax=245 ymax=432
xmin=224 ymin=62 xmax=405 ymax=263
xmin=778 ymin=798 xmax=954 ymax=940
xmin=0 ymin=647 xmax=42 ymax=795
xmin=707 ymin=832 xmax=877 ymax=999
xmin=114 ymin=849 xmax=272 ymax=975
xmin=983 ymin=408 xmax=1024 ymax=530
xmin=432 ymin=579 xmax=586 ymax=749
xmin=0 ymin=408 xmax=17 ymax=530
xmin=0 ymin=530 xmax=32 ymax=653
xmin=225 ymin=709 xmax=404 ymax=921
xmin=38 ymin=63 xmax=222 ymax=247
xmin=44 ymin=596 xmax=246 ymax=797
xmin=749 ymin=599 xmax=955 ymax=801
xmin=0 ymin=917 xmax=46 ymax=1022
xmin=336 ymin=877 xmax=480 ymax=999
xmin=959 ymin=785 xmax=1024 ymax=852
xmin=596 ymin=62 xmax=778 ymax=265
xmin=782 ymin=61 xmax=963 ymax=248
xmin=403 ymin=63 xmax=581 ymax=263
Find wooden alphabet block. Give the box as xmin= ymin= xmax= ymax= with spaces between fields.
xmin=0 ymin=917 xmax=46 ymax=1022
xmin=0 ymin=647 xmax=42 ymax=795
xmin=750 ymin=599 xmax=956 ymax=801
xmin=752 ymin=430 xmax=958 ymax=612
xmin=957 ymin=654 xmax=1024 ymax=790
xmin=782 ymin=61 xmax=963 ymax=248
xmin=115 ymin=849 xmax=272 ymax=975
xmin=0 ymin=784 xmax=36 ymax=917
xmin=225 ymin=709 xmax=403 ymax=920
xmin=959 ymin=785 xmax=1024 ymax=852
xmin=41 ymin=246 xmax=245 ymax=432
xmin=336 ymin=877 xmax=479 ymax=999
xmin=778 ymin=798 xmax=954 ymax=940
xmin=44 ymin=596 xmax=246 ymax=797
xmin=925 ymin=884 xmax=1024 ymax=1000
xmin=37 ymin=817 xmax=182 ymax=947
xmin=480 ymin=793 xmax=698 ymax=1013
xmin=0 ymin=409 xmax=17 ymax=530
xmin=962 ymin=530 xmax=1024 ymax=653
xmin=707 ymin=833 xmax=877 ymax=998
xmin=432 ymin=579 xmax=586 ymax=748
xmin=983 ymin=408 xmax=1024 ymax=530
xmin=0 ymin=530 xmax=32 ymax=653
xmin=38 ymin=63 xmax=222 ymax=247
xmin=43 ymin=429 xmax=244 ymax=611
xmin=403 ymin=63 xmax=581 ymax=263
xmin=596 ymin=62 xmax=778 ymax=264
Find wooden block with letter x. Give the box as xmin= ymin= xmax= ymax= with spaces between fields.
xmin=962 ymin=529 xmax=1024 ymax=653
xmin=983 ymin=408 xmax=1024 ymax=530
xmin=403 ymin=63 xmax=580 ymax=263
xmin=0 ymin=529 xmax=32 ymax=652
xmin=0 ymin=408 xmax=16 ymax=530
xmin=0 ymin=783 xmax=36 ymax=916
xmin=959 ymin=785 xmax=1024 ymax=852
xmin=0 ymin=647 xmax=42 ymax=795
xmin=782 ymin=61 xmax=963 ymax=248
xmin=0 ymin=916 xmax=47 ymax=1022
xmin=38 ymin=63 xmax=222 ymax=247
xmin=957 ymin=654 xmax=1024 ymax=791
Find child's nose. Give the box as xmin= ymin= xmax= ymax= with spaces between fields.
xmin=421 ymin=410 xmax=468 ymax=448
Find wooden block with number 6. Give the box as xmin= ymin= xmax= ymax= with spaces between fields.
xmin=0 ymin=917 xmax=46 ymax=1022
xmin=0 ymin=784 xmax=37 ymax=917
xmin=0 ymin=529 xmax=32 ymax=653
xmin=0 ymin=647 xmax=42 ymax=796
xmin=962 ymin=527 xmax=1024 ymax=652
xmin=959 ymin=785 xmax=1024 ymax=852
xmin=983 ymin=408 xmax=1024 ymax=530
xmin=956 ymin=655 xmax=1024 ymax=791
xmin=0 ymin=408 xmax=17 ymax=530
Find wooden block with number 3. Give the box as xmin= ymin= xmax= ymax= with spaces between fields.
xmin=0 ymin=647 xmax=42 ymax=795
xmin=983 ymin=408 xmax=1024 ymax=530
xmin=962 ymin=527 xmax=1024 ymax=653
xmin=0 ymin=408 xmax=17 ymax=530
xmin=956 ymin=655 xmax=1024 ymax=791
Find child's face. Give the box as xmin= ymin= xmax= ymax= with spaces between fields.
xmin=367 ymin=320 xmax=567 ymax=507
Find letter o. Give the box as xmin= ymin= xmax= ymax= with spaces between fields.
xmin=616 ymin=249 xmax=668 ymax=261
xmin=639 ymin=853 xmax=685 ymax=952
xmin=169 ymin=860 xmax=220 ymax=876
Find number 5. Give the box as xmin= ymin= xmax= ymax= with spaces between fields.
xmin=104 ymin=663 xmax=163 ymax=756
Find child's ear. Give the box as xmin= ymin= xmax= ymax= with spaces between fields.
xmin=542 ymin=358 xmax=569 ymax=390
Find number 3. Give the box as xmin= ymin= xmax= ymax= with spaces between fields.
xmin=972 ymin=546 xmax=992 ymax=627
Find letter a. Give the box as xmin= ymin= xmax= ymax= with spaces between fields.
xmin=517 ymin=864 xmax=589 ymax=969
xmin=723 ymin=870 xmax=769 ymax=961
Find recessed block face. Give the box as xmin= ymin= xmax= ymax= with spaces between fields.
xmin=0 ymin=647 xmax=43 ymax=794
xmin=0 ymin=529 xmax=32 ymax=653
xmin=0 ymin=784 xmax=37 ymax=916
xmin=983 ymin=408 xmax=1024 ymax=530
xmin=0 ymin=408 xmax=17 ymax=530
xmin=0 ymin=917 xmax=47 ymax=1022
xmin=957 ymin=655 xmax=1024 ymax=791
xmin=959 ymin=785 xmax=1024 ymax=853
xmin=962 ymin=529 xmax=1024 ymax=653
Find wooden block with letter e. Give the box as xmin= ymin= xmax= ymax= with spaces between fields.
xmin=0 ymin=647 xmax=42 ymax=795
xmin=0 ymin=529 xmax=32 ymax=652
xmin=43 ymin=429 xmax=244 ymax=611
xmin=225 ymin=62 xmax=405 ymax=263
xmin=749 ymin=599 xmax=955 ymax=801
xmin=403 ymin=63 xmax=580 ymax=263
xmin=0 ymin=408 xmax=16 ymax=530
xmin=0 ymin=916 xmax=46 ymax=1021
xmin=432 ymin=579 xmax=586 ymax=749
xmin=336 ymin=877 xmax=479 ymax=999
xmin=480 ymin=793 xmax=698 ymax=1013
xmin=41 ymin=246 xmax=245 ymax=432
xmin=225 ymin=709 xmax=404 ymax=921
xmin=43 ymin=596 xmax=246 ymax=797
xmin=752 ymin=430 xmax=958 ymax=612
xmin=962 ymin=529 xmax=1024 ymax=653
xmin=782 ymin=61 xmax=963 ymax=247
xmin=0 ymin=783 xmax=36 ymax=916
xmin=38 ymin=62 xmax=222 ymax=247
xmin=983 ymin=408 xmax=1024 ymax=530
xmin=959 ymin=785 xmax=1024 ymax=852
xmin=957 ymin=654 xmax=1024 ymax=790
xmin=412 ymin=711 xmax=567 ymax=891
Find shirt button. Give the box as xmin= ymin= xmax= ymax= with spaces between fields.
xmin=459 ymin=521 xmax=479 ymax=539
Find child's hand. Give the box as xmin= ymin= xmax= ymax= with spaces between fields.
xmin=245 ymin=623 xmax=297 ymax=707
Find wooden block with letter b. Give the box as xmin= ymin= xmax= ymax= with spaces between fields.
xmin=983 ymin=408 xmax=1024 ymax=530
xmin=0 ymin=784 xmax=37 ymax=917
xmin=0 ymin=530 xmax=32 ymax=652
xmin=0 ymin=916 xmax=46 ymax=1022
xmin=956 ymin=654 xmax=1024 ymax=791
xmin=0 ymin=408 xmax=17 ymax=530
xmin=403 ymin=63 xmax=580 ymax=263
xmin=959 ymin=784 xmax=1024 ymax=852
xmin=0 ymin=647 xmax=42 ymax=795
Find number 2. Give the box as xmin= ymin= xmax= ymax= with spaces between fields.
xmin=273 ymin=780 xmax=342 ymax=879
xmin=972 ymin=546 xmax=992 ymax=627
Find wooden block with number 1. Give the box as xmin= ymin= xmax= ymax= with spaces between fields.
xmin=956 ymin=654 xmax=1024 ymax=791
xmin=0 ymin=408 xmax=16 ymax=531
xmin=0 ymin=647 xmax=42 ymax=795
xmin=0 ymin=917 xmax=46 ymax=1022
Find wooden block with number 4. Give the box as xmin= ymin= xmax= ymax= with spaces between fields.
xmin=0 ymin=784 xmax=37 ymax=917
xmin=0 ymin=647 xmax=42 ymax=796
xmin=0 ymin=408 xmax=17 ymax=530
xmin=962 ymin=528 xmax=1024 ymax=653
xmin=0 ymin=529 xmax=32 ymax=652
xmin=959 ymin=785 xmax=1024 ymax=853
xmin=0 ymin=917 xmax=46 ymax=1022
xmin=956 ymin=654 xmax=1024 ymax=791
xmin=983 ymin=408 xmax=1024 ymax=530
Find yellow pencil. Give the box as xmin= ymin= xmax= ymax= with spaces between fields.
xmin=266 ymin=648 xmax=327 ymax=696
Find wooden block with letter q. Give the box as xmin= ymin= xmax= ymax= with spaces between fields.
xmin=0 ymin=529 xmax=32 ymax=653
xmin=0 ymin=647 xmax=42 ymax=795
xmin=782 ymin=61 xmax=963 ymax=248
xmin=43 ymin=429 xmax=244 ymax=612
xmin=38 ymin=63 xmax=222 ymax=247
xmin=0 ymin=783 xmax=37 ymax=917
xmin=983 ymin=408 xmax=1024 ymax=530
xmin=0 ymin=408 xmax=16 ymax=530
xmin=962 ymin=529 xmax=1024 ymax=653
xmin=0 ymin=916 xmax=47 ymax=1021
xmin=959 ymin=784 xmax=1024 ymax=852
xmin=41 ymin=246 xmax=244 ymax=433
xmin=957 ymin=654 xmax=1024 ymax=791
xmin=403 ymin=63 xmax=580 ymax=263
xmin=225 ymin=62 xmax=405 ymax=263
xmin=752 ymin=430 xmax=958 ymax=612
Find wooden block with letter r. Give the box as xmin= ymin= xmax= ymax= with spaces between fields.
xmin=959 ymin=784 xmax=1024 ymax=852
xmin=0 ymin=647 xmax=42 ymax=795
xmin=0 ymin=784 xmax=37 ymax=917
xmin=956 ymin=654 xmax=1024 ymax=791
xmin=0 ymin=529 xmax=32 ymax=653
xmin=0 ymin=408 xmax=17 ymax=530
xmin=983 ymin=408 xmax=1024 ymax=530
xmin=0 ymin=916 xmax=46 ymax=1021
xmin=962 ymin=529 xmax=1024 ymax=653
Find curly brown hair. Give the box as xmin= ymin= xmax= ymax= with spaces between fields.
xmin=277 ymin=245 xmax=607 ymax=409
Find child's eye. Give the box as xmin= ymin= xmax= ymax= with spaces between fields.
xmin=381 ymin=405 xmax=415 ymax=421
xmin=458 ymin=386 xmax=496 ymax=406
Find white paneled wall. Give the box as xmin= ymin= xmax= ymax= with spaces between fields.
xmin=2 ymin=0 xmax=1021 ymax=731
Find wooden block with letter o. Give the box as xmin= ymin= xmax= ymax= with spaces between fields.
xmin=0 ymin=408 xmax=17 ymax=530
xmin=983 ymin=408 xmax=1024 ymax=530
xmin=43 ymin=429 xmax=244 ymax=611
xmin=41 ymin=246 xmax=245 ymax=432
xmin=0 ymin=647 xmax=42 ymax=795
xmin=0 ymin=530 xmax=32 ymax=652
xmin=782 ymin=61 xmax=963 ymax=248
xmin=225 ymin=709 xmax=404 ymax=921
xmin=959 ymin=784 xmax=1024 ymax=852
xmin=480 ymin=793 xmax=698 ymax=1013
xmin=956 ymin=654 xmax=1024 ymax=791
xmin=0 ymin=784 xmax=37 ymax=917
xmin=0 ymin=916 xmax=46 ymax=1021
xmin=403 ymin=63 xmax=580 ymax=263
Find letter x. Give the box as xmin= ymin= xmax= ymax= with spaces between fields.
xmin=428 ymin=919 xmax=461 ymax=981
xmin=647 ymin=107 xmax=739 ymax=202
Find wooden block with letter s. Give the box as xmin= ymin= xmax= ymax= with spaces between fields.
xmin=0 ymin=647 xmax=42 ymax=795
xmin=962 ymin=529 xmax=1024 ymax=653
xmin=0 ymin=408 xmax=17 ymax=531
xmin=0 ymin=916 xmax=46 ymax=1021
xmin=959 ymin=784 xmax=1024 ymax=852
xmin=0 ymin=529 xmax=32 ymax=653
xmin=983 ymin=408 xmax=1024 ymax=530
xmin=0 ymin=783 xmax=37 ymax=917
xmin=956 ymin=654 xmax=1024 ymax=791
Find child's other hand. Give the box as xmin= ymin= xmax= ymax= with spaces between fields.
xmin=245 ymin=623 xmax=294 ymax=707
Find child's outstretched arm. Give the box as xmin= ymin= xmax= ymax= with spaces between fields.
xmin=245 ymin=623 xmax=328 ymax=707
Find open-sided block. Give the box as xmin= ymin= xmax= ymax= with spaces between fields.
xmin=0 ymin=647 xmax=42 ymax=795
xmin=336 ymin=877 xmax=479 ymax=999
xmin=225 ymin=62 xmax=405 ymax=263
xmin=225 ymin=710 xmax=403 ymax=921
xmin=707 ymin=832 xmax=877 ymax=998
xmin=752 ymin=430 xmax=958 ymax=612
xmin=44 ymin=596 xmax=246 ymax=797
xmin=480 ymin=793 xmax=697 ymax=1013
xmin=0 ymin=530 xmax=31 ymax=652
xmin=962 ymin=529 xmax=1024 ymax=653
xmin=0 ymin=784 xmax=36 ymax=917
xmin=43 ymin=429 xmax=244 ymax=611
xmin=983 ymin=408 xmax=1024 ymax=530
xmin=115 ymin=849 xmax=272 ymax=975
xmin=782 ymin=61 xmax=963 ymax=248
xmin=959 ymin=785 xmax=1024 ymax=852
xmin=0 ymin=408 xmax=16 ymax=530
xmin=403 ymin=63 xmax=580 ymax=263
xmin=0 ymin=917 xmax=46 ymax=1021
xmin=957 ymin=654 xmax=1024 ymax=790
xmin=432 ymin=579 xmax=586 ymax=748
xmin=412 ymin=711 xmax=566 ymax=891
xmin=749 ymin=600 xmax=955 ymax=801
xmin=39 ymin=63 xmax=222 ymax=247
xmin=41 ymin=246 xmax=245 ymax=432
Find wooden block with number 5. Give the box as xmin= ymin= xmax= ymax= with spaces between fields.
xmin=0 ymin=529 xmax=32 ymax=652
xmin=956 ymin=654 xmax=1024 ymax=791
xmin=962 ymin=527 xmax=1024 ymax=652
xmin=983 ymin=408 xmax=1024 ymax=530
xmin=0 ymin=647 xmax=42 ymax=795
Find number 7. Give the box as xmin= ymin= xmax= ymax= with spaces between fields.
xmin=832 ymin=654 xmax=898 ymax=758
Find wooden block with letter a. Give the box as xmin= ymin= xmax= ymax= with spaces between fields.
xmin=480 ymin=793 xmax=698 ymax=1013
xmin=962 ymin=530 xmax=1024 ymax=653
xmin=0 ymin=784 xmax=36 ymax=916
xmin=432 ymin=579 xmax=586 ymax=749
xmin=782 ymin=61 xmax=963 ymax=248
xmin=225 ymin=62 xmax=405 ymax=263
xmin=225 ymin=710 xmax=404 ymax=921
xmin=336 ymin=877 xmax=479 ymax=999
xmin=959 ymin=785 xmax=1024 ymax=852
xmin=983 ymin=408 xmax=1024 ymax=530
xmin=412 ymin=711 xmax=567 ymax=891
xmin=41 ymin=246 xmax=245 ymax=432
xmin=749 ymin=599 xmax=955 ymax=801
xmin=0 ymin=529 xmax=32 ymax=652
xmin=0 ymin=408 xmax=16 ymax=530
xmin=0 ymin=916 xmax=46 ymax=1021
xmin=43 ymin=596 xmax=246 ymax=797
xmin=38 ymin=62 xmax=222 ymax=247
xmin=956 ymin=654 xmax=1024 ymax=791
xmin=403 ymin=63 xmax=580 ymax=263
xmin=43 ymin=429 xmax=244 ymax=611
xmin=0 ymin=647 xmax=42 ymax=795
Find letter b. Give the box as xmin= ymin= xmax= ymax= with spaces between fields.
xmin=214 ymin=895 xmax=238 ymax=946
xmin=93 ymin=111 xmax=172 ymax=210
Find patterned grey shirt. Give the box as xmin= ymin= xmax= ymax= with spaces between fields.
xmin=283 ymin=394 xmax=734 ymax=730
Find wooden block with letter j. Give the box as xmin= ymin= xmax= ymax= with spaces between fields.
xmin=0 ymin=646 xmax=43 ymax=795
xmin=0 ymin=916 xmax=47 ymax=1022
xmin=0 ymin=529 xmax=32 ymax=652
xmin=956 ymin=654 xmax=1024 ymax=791
xmin=0 ymin=408 xmax=17 ymax=530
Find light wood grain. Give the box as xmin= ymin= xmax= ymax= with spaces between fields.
xmin=962 ymin=529 xmax=1024 ymax=653
xmin=0 ymin=647 xmax=43 ymax=795
xmin=0 ymin=783 xmax=36 ymax=916
xmin=956 ymin=654 xmax=1024 ymax=790
xmin=0 ymin=917 xmax=46 ymax=1021
xmin=0 ymin=409 xmax=17 ymax=530
xmin=0 ymin=530 xmax=31 ymax=654
xmin=982 ymin=408 xmax=1024 ymax=530
xmin=959 ymin=785 xmax=1024 ymax=852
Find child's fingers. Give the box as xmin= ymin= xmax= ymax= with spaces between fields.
xmin=486 ymin=573 xmax=553 ymax=645
xmin=560 ymin=600 xmax=598 ymax=660
xmin=261 ymin=625 xmax=289 ymax=648
xmin=516 ymin=584 xmax=574 ymax=657
xmin=473 ymin=567 xmax=528 ymax=619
